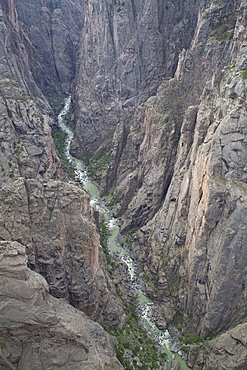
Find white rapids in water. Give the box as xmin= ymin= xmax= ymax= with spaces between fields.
xmin=57 ymin=96 xmax=190 ymax=370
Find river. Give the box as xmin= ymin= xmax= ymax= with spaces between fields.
xmin=58 ymin=96 xmax=190 ymax=370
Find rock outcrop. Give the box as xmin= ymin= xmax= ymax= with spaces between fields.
xmin=14 ymin=0 xmax=84 ymax=96
xmin=0 ymin=0 xmax=124 ymax=328
xmin=0 ymin=240 xmax=123 ymax=369
xmin=1 ymin=0 xmax=247 ymax=368
xmin=188 ymin=322 xmax=247 ymax=369
xmin=0 ymin=82 xmax=124 ymax=329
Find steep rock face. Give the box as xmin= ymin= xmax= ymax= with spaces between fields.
xmin=0 ymin=241 xmax=123 ymax=369
xmin=15 ymin=0 xmax=84 ymax=96
xmin=0 ymin=82 xmax=123 ymax=328
xmin=1 ymin=0 xmax=84 ymax=98
xmin=74 ymin=0 xmax=247 ymax=344
xmin=106 ymin=80 xmax=200 ymax=230
xmin=0 ymin=0 xmax=46 ymax=98
xmin=74 ymin=0 xmax=200 ymax=159
xmin=103 ymin=0 xmax=243 ymax=227
xmin=130 ymin=0 xmax=247 ymax=338
xmin=0 ymin=0 xmax=124 ymax=327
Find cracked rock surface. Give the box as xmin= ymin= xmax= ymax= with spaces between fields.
xmin=0 ymin=240 xmax=123 ymax=370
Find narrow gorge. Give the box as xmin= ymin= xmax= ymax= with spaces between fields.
xmin=0 ymin=0 xmax=247 ymax=369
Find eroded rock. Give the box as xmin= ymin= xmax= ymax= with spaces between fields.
xmin=0 ymin=240 xmax=124 ymax=370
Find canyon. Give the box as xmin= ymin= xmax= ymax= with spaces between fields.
xmin=0 ymin=0 xmax=247 ymax=369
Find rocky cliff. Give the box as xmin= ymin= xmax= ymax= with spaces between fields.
xmin=0 ymin=241 xmax=123 ymax=369
xmin=73 ymin=0 xmax=200 ymax=162
xmin=129 ymin=0 xmax=247 ymax=339
xmin=0 ymin=1 xmax=124 ymax=367
xmin=1 ymin=0 xmax=247 ymax=368
xmin=1 ymin=0 xmax=124 ymax=327
xmin=72 ymin=0 xmax=247 ymax=368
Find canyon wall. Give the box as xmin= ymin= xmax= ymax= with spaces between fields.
xmin=73 ymin=0 xmax=200 ymax=163
xmin=1 ymin=0 xmax=247 ymax=368
xmin=73 ymin=0 xmax=247 ymax=367
xmin=0 ymin=1 xmax=124 ymax=367
xmin=131 ymin=0 xmax=247 ymax=339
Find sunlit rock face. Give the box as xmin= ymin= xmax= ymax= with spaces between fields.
xmin=0 ymin=241 xmax=123 ymax=369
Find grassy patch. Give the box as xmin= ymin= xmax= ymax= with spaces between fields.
xmin=87 ymin=150 xmax=111 ymax=182
xmin=125 ymin=227 xmax=139 ymax=251
xmin=242 ymin=67 xmax=247 ymax=79
xmin=105 ymin=302 xmax=160 ymax=369
xmin=7 ymin=107 xmax=13 ymax=118
xmin=179 ymin=332 xmax=203 ymax=345
xmin=214 ymin=176 xmax=227 ymax=186
xmin=142 ymin=273 xmax=158 ymax=293
xmin=172 ymin=309 xmax=183 ymax=326
xmin=181 ymin=346 xmax=189 ymax=354
xmin=97 ymin=221 xmax=119 ymax=278
xmin=211 ymin=24 xmax=234 ymax=41
xmin=49 ymin=94 xmax=65 ymax=115
xmin=229 ymin=91 xmax=237 ymax=99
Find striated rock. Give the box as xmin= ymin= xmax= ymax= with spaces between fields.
xmin=0 ymin=0 xmax=124 ymax=328
xmin=0 ymin=108 xmax=124 ymax=326
xmin=0 ymin=0 xmax=84 ymax=99
xmin=187 ymin=323 xmax=247 ymax=369
xmin=75 ymin=0 xmax=247 ymax=361
xmin=106 ymin=82 xmax=200 ymax=230
xmin=74 ymin=0 xmax=200 ymax=159
xmin=15 ymin=0 xmax=84 ymax=96
xmin=131 ymin=0 xmax=247 ymax=338
xmin=1 ymin=0 xmax=247 ymax=367
xmin=0 ymin=240 xmax=124 ymax=369
xmin=25 ymin=178 xmax=124 ymax=326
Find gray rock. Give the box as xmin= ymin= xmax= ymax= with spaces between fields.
xmin=74 ymin=0 xmax=200 ymax=159
xmin=171 ymin=360 xmax=181 ymax=370
xmin=188 ymin=323 xmax=247 ymax=369
xmin=0 ymin=240 xmax=124 ymax=369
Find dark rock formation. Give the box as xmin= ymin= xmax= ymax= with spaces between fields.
xmin=73 ymin=0 xmax=200 ymax=160
xmin=14 ymin=0 xmax=84 ymax=96
xmin=130 ymin=0 xmax=247 ymax=339
xmin=188 ymin=322 xmax=247 ymax=369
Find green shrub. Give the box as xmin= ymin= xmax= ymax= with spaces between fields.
xmin=105 ymin=302 xmax=159 ymax=369
xmin=7 ymin=108 xmax=13 ymax=118
xmin=181 ymin=332 xmax=203 ymax=345
xmin=181 ymin=346 xmax=189 ymax=354
xmin=229 ymin=91 xmax=237 ymax=99
xmin=242 ymin=67 xmax=247 ymax=79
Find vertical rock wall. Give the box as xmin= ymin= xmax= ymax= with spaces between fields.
xmin=14 ymin=0 xmax=84 ymax=95
xmin=0 ymin=0 xmax=124 ymax=330
xmin=74 ymin=0 xmax=247 ymax=342
xmin=130 ymin=0 xmax=247 ymax=338
xmin=74 ymin=0 xmax=200 ymax=160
